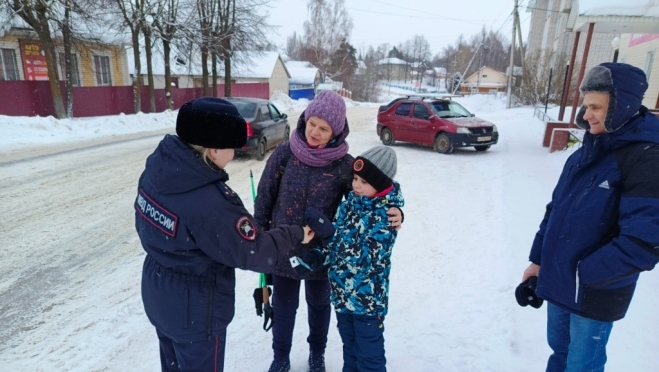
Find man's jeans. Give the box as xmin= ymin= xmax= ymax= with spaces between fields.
xmin=546 ymin=302 xmax=614 ymax=372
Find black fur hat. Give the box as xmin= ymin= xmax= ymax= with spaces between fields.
xmin=176 ymin=97 xmax=247 ymax=149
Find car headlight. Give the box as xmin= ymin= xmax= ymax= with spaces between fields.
xmin=493 ymin=125 xmax=498 ymax=133
xmin=457 ymin=127 xmax=470 ymax=134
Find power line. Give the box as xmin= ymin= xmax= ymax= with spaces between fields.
xmin=346 ymin=7 xmax=486 ymax=25
xmin=358 ymin=0 xmax=493 ymax=25
xmin=496 ymin=12 xmax=514 ymax=35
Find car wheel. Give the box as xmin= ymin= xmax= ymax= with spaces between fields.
xmin=381 ymin=128 xmax=395 ymax=146
xmin=256 ymin=138 xmax=267 ymax=161
xmin=284 ymin=126 xmax=290 ymax=142
xmin=434 ymin=133 xmax=454 ymax=154
xmin=474 ymin=145 xmax=490 ymax=152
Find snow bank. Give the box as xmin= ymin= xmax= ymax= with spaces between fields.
xmin=270 ymin=90 xmax=309 ymax=113
xmin=0 ymin=111 xmax=177 ymax=153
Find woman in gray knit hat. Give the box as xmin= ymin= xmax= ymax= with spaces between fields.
xmin=254 ymin=92 xmax=403 ymax=372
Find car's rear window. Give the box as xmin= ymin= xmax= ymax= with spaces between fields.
xmin=430 ymin=101 xmax=471 ymax=118
xmin=230 ymin=102 xmax=257 ymax=119
xmin=395 ymin=102 xmax=412 ymax=116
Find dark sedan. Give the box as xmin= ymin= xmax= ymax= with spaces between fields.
xmin=225 ymin=97 xmax=290 ymax=160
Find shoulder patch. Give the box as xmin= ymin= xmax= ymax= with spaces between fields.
xmin=217 ymin=181 xmax=244 ymax=207
xmin=236 ymin=216 xmax=257 ymax=241
xmin=135 ymin=188 xmax=178 ymax=237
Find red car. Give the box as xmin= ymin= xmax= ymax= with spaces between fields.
xmin=376 ymin=97 xmax=498 ymax=154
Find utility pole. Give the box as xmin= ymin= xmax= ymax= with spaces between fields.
xmin=515 ymin=3 xmax=525 ymax=74
xmin=476 ymin=30 xmax=486 ymax=93
xmin=506 ymin=0 xmax=518 ymax=109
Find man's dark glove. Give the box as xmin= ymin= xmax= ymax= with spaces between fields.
xmin=515 ymin=276 xmax=543 ymax=309
xmin=305 ymin=207 xmax=335 ymax=245
xmin=289 ymin=250 xmax=323 ymax=277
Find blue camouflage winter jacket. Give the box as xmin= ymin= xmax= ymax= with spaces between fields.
xmin=530 ymin=110 xmax=659 ymax=321
xmin=316 ymin=183 xmax=404 ymax=317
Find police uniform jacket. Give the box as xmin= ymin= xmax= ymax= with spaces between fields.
xmin=135 ymin=134 xmax=303 ymax=342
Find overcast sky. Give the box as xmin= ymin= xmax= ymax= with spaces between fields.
xmin=267 ymin=0 xmax=532 ymax=58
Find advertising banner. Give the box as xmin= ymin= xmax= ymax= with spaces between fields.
xmin=19 ymin=40 xmax=50 ymax=81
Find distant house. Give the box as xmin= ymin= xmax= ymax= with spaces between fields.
xmin=126 ymin=49 xmax=291 ymax=98
xmin=377 ymin=57 xmax=408 ymax=81
xmin=0 ymin=17 xmax=130 ymax=86
xmin=286 ymin=60 xmax=321 ymax=89
xmin=460 ymin=66 xmax=508 ymax=94
xmin=285 ymin=60 xmax=320 ymax=100
xmin=225 ymin=51 xmax=291 ymax=97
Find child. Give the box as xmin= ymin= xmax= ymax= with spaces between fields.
xmin=290 ymin=145 xmax=404 ymax=372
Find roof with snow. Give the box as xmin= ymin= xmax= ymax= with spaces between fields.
xmin=568 ymin=0 xmax=659 ymax=33
xmin=285 ymin=60 xmax=319 ymax=85
xmin=223 ymin=51 xmax=290 ymax=79
xmin=378 ymin=57 xmax=408 ymax=65
xmin=127 ymin=49 xmax=290 ymax=80
xmin=0 ymin=11 xmax=127 ymax=45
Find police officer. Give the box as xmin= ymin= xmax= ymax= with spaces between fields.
xmin=135 ymin=97 xmax=314 ymax=372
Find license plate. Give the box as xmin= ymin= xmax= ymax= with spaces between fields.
xmin=477 ymin=136 xmax=492 ymax=142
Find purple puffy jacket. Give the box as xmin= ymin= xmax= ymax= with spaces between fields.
xmin=254 ymin=114 xmax=353 ymax=279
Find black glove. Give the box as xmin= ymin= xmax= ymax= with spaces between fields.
xmin=305 ymin=207 xmax=335 ymax=245
xmin=289 ymin=250 xmax=323 ymax=277
xmin=252 ymin=286 xmax=272 ymax=316
xmin=515 ymin=276 xmax=543 ymax=309
xmin=263 ymin=301 xmax=274 ymax=332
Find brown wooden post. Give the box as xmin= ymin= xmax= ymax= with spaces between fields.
xmin=569 ymin=23 xmax=595 ymax=126
xmin=558 ymin=31 xmax=580 ymax=121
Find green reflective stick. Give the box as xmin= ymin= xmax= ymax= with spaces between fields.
xmin=250 ymin=170 xmax=266 ymax=288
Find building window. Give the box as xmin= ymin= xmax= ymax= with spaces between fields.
xmin=644 ymin=51 xmax=654 ymax=80
xmin=93 ymin=54 xmax=112 ymax=86
xmin=0 ymin=48 xmax=20 ymax=81
xmin=58 ymin=53 xmax=80 ymax=86
xmin=482 ymin=74 xmax=488 ymax=78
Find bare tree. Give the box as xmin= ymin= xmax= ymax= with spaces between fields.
xmin=114 ymin=0 xmax=148 ymax=113
xmin=351 ymin=45 xmax=380 ymax=102
xmin=217 ymin=0 xmax=274 ymax=97
xmin=285 ymin=31 xmax=303 ymax=60
xmin=302 ymin=0 xmax=353 ymax=80
xmin=5 ymin=0 xmax=67 ymax=118
xmin=195 ymin=0 xmax=217 ymax=96
xmin=515 ymin=50 xmax=574 ymax=107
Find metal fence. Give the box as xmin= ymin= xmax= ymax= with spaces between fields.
xmin=534 ymin=106 xmax=554 ymax=124
xmin=0 ymin=81 xmax=269 ymax=117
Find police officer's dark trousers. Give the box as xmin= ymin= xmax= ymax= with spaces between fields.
xmin=271 ymin=274 xmax=331 ymax=361
xmin=336 ymin=313 xmax=386 ymax=372
xmin=157 ymin=328 xmax=227 ymax=372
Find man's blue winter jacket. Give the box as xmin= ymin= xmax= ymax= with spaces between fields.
xmin=530 ymin=109 xmax=659 ymax=321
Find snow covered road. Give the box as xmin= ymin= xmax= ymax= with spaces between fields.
xmin=1 ymin=103 xmax=658 ymax=371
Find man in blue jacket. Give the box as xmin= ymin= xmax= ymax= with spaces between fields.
xmin=521 ymin=63 xmax=659 ymax=372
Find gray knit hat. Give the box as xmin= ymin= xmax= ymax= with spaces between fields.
xmin=353 ymin=146 xmax=397 ymax=192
